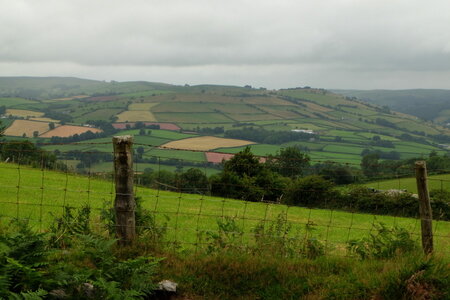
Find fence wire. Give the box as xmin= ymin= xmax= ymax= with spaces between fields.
xmin=0 ymin=141 xmax=449 ymax=258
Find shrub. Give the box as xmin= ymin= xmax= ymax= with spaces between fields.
xmin=284 ymin=175 xmax=335 ymax=207
xmin=347 ymin=223 xmax=418 ymax=259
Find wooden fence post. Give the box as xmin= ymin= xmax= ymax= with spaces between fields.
xmin=113 ymin=135 xmax=136 ymax=245
xmin=415 ymin=161 xmax=433 ymax=255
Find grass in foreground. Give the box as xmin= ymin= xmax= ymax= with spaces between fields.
xmin=0 ymin=162 xmax=449 ymax=257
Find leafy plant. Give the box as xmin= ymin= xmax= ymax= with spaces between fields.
xmin=100 ymin=196 xmax=168 ymax=249
xmin=347 ymin=222 xmax=417 ymax=259
xmin=204 ymin=216 xmax=244 ymax=253
xmin=49 ymin=204 xmax=91 ymax=248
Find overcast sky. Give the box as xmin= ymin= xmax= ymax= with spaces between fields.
xmin=1 ymin=0 xmax=450 ymax=89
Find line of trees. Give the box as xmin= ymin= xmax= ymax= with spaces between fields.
xmin=137 ymin=146 xmax=449 ymax=220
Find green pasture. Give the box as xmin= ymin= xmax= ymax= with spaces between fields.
xmin=1 ymin=162 xmax=448 ymax=255
xmin=0 ymin=97 xmax=38 ymax=107
xmin=225 ymin=113 xmax=281 ymax=122
xmin=153 ymin=102 xmax=214 ymax=113
xmin=74 ymin=108 xmax=123 ymax=123
xmin=364 ymin=173 xmax=450 ymax=194
xmin=118 ymin=129 xmax=197 ymax=140
xmin=215 ymin=144 xmax=280 ymax=156
xmin=144 ymin=148 xmax=206 ymax=162
xmin=155 ymin=112 xmax=233 ymax=123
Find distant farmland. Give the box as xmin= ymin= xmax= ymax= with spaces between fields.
xmin=39 ymin=125 xmax=102 ymax=138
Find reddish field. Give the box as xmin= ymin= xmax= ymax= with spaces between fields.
xmin=39 ymin=125 xmax=102 ymax=138
xmin=112 ymin=122 xmax=181 ymax=131
xmin=205 ymin=152 xmax=266 ymax=164
xmin=205 ymin=152 xmax=235 ymax=163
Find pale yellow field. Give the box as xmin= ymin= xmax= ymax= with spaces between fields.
xmin=128 ymin=102 xmax=159 ymax=111
xmin=30 ymin=117 xmax=60 ymax=123
xmin=162 ymin=136 xmax=255 ymax=151
xmin=6 ymin=109 xmax=44 ymax=118
xmin=116 ymin=111 xmax=157 ymax=122
xmin=4 ymin=120 xmax=52 ymax=137
xmin=40 ymin=125 xmax=102 ymax=138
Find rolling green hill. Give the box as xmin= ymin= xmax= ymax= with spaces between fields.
xmin=333 ymin=89 xmax=450 ymax=124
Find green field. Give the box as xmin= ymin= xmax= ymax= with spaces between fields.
xmin=365 ymin=173 xmax=450 ymax=193
xmin=0 ymin=162 xmax=448 ymax=255
xmin=0 ymin=97 xmax=38 ymax=107
xmin=144 ymin=148 xmax=206 ymax=162
xmin=155 ymin=112 xmax=233 ymax=123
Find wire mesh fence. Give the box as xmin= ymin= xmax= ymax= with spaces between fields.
xmin=0 ymin=139 xmax=449 ymax=258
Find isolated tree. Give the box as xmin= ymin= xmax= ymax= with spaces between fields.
xmin=361 ymin=153 xmax=380 ymax=179
xmin=284 ymin=175 xmax=334 ymax=207
xmin=49 ymin=122 xmax=55 ymax=130
xmin=139 ymin=128 xmax=146 ymax=136
xmin=33 ymin=131 xmax=39 ymax=138
xmin=179 ymin=168 xmax=209 ymax=194
xmin=266 ymin=146 xmax=310 ymax=178
xmin=136 ymin=146 xmax=145 ymax=159
xmin=223 ymin=146 xmax=262 ymax=178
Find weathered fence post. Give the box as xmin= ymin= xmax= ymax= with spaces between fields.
xmin=113 ymin=135 xmax=136 ymax=245
xmin=415 ymin=161 xmax=433 ymax=255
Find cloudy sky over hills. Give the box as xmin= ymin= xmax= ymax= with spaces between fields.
xmin=1 ymin=0 xmax=450 ymax=89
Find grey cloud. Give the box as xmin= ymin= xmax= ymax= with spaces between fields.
xmin=0 ymin=0 xmax=450 ymax=88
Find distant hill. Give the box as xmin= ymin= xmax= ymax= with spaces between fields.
xmin=0 ymin=76 xmax=174 ymax=100
xmin=332 ymin=89 xmax=450 ymax=124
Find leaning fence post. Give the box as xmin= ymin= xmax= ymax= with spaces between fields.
xmin=113 ymin=135 xmax=136 ymax=245
xmin=415 ymin=161 xmax=433 ymax=255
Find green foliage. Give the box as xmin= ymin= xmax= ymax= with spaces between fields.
xmin=204 ymin=216 xmax=244 ymax=253
xmin=211 ymin=147 xmax=287 ymax=202
xmin=347 ymin=222 xmax=417 ymax=259
xmin=253 ymin=213 xmax=325 ymax=259
xmin=284 ymin=175 xmax=335 ymax=207
xmin=0 ymin=215 xmax=162 ymax=299
xmin=101 ymin=197 xmax=168 ymax=248
xmin=266 ymin=146 xmax=310 ymax=178
xmin=378 ymin=256 xmax=450 ymax=299
xmin=50 ymin=205 xmax=91 ymax=248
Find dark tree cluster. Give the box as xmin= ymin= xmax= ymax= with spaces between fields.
xmin=224 ymin=127 xmax=316 ymax=144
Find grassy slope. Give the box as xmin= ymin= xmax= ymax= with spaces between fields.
xmin=365 ymin=173 xmax=450 ymax=193
xmin=0 ymin=162 xmax=448 ymax=256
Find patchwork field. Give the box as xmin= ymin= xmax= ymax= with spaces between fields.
xmin=155 ymin=112 xmax=233 ymax=123
xmin=162 ymin=136 xmax=255 ymax=151
xmin=4 ymin=120 xmax=52 ymax=137
xmin=5 ymin=109 xmax=44 ymax=118
xmin=112 ymin=122 xmax=181 ymax=131
xmin=40 ymin=125 xmax=102 ymax=138
xmin=116 ymin=110 xmax=157 ymax=122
